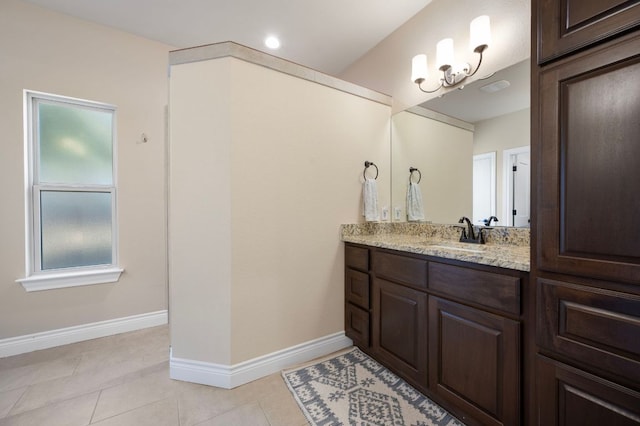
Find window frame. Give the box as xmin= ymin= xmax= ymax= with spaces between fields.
xmin=17 ymin=90 xmax=123 ymax=292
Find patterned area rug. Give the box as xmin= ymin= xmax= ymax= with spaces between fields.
xmin=282 ymin=348 xmax=464 ymax=426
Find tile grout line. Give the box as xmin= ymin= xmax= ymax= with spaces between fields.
xmin=5 ymin=385 xmax=30 ymax=418
xmin=2 ymin=386 xmax=29 ymax=420
xmin=88 ymin=396 xmax=176 ymax=425
xmin=88 ymin=389 xmax=102 ymax=424
xmin=71 ymin=353 xmax=83 ymax=376
xmin=257 ymin=400 xmax=273 ymax=426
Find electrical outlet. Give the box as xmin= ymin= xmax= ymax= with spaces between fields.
xmin=394 ymin=207 xmax=402 ymax=221
xmin=381 ymin=206 xmax=389 ymax=221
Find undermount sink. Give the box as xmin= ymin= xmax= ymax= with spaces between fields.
xmin=427 ymin=244 xmax=485 ymax=254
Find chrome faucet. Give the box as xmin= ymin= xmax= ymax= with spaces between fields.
xmin=458 ymin=216 xmax=486 ymax=244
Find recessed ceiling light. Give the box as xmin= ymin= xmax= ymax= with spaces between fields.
xmin=265 ymin=36 xmax=281 ymax=50
xmin=480 ymin=79 xmax=510 ymax=93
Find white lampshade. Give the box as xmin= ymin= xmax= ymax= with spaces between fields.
xmin=411 ymin=54 xmax=428 ymax=82
xmin=436 ymin=38 xmax=454 ymax=70
xmin=470 ymin=15 xmax=491 ymax=52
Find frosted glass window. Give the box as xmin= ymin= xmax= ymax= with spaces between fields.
xmin=38 ymin=101 xmax=113 ymax=185
xmin=40 ymin=191 xmax=113 ymax=270
xmin=23 ymin=91 xmax=119 ymax=280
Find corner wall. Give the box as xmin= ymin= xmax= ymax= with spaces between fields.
xmin=168 ymin=51 xmax=391 ymax=369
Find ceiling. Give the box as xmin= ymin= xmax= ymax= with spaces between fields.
xmin=22 ymin=0 xmax=433 ymax=76
xmin=418 ymin=58 xmax=530 ymax=123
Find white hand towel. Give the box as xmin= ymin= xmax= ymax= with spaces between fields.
xmin=406 ymin=182 xmax=425 ymax=222
xmin=362 ymin=178 xmax=380 ymax=222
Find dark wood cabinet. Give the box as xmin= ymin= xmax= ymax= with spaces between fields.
xmin=372 ymin=277 xmax=428 ymax=392
xmin=429 ymin=262 xmax=521 ymax=316
xmin=537 ymin=0 xmax=640 ymax=63
xmin=372 ymin=250 xmax=428 ymax=290
xmin=344 ymin=245 xmax=371 ymax=349
xmin=429 ymin=297 xmax=521 ymax=426
xmin=537 ymin=355 xmax=640 ymax=426
xmin=537 ymin=31 xmax=640 ymax=285
xmin=345 ymin=302 xmax=369 ymax=347
xmin=344 ymin=243 xmax=529 ymax=425
xmin=533 ymin=0 xmax=640 ymax=424
xmin=537 ymin=278 xmax=640 ymax=386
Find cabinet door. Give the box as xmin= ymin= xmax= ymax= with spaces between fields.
xmin=537 ymin=33 xmax=640 ymax=284
xmin=429 ymin=297 xmax=520 ymax=426
xmin=537 ymin=0 xmax=640 ymax=63
xmin=537 ymin=355 xmax=640 ymax=426
xmin=372 ymin=278 xmax=428 ymax=391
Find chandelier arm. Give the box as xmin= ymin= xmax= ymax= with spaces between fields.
xmin=416 ymin=80 xmax=444 ymax=94
xmin=465 ymin=49 xmax=485 ymax=78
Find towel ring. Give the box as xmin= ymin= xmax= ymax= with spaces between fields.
xmin=364 ymin=161 xmax=378 ymax=180
xmin=409 ymin=167 xmax=421 ymax=184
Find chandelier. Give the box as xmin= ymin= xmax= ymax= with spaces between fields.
xmin=411 ymin=15 xmax=491 ymax=94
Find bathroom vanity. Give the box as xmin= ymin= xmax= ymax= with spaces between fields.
xmin=342 ymin=224 xmax=531 ymax=426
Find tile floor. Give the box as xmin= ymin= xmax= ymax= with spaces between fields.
xmin=0 ymin=325 xmax=311 ymax=426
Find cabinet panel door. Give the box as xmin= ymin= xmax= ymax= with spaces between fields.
xmin=537 ymin=355 xmax=640 ymax=426
xmin=372 ymin=278 xmax=428 ymax=391
xmin=537 ymin=0 xmax=640 ymax=63
xmin=429 ymin=297 xmax=520 ymax=426
xmin=538 ymin=33 xmax=640 ymax=284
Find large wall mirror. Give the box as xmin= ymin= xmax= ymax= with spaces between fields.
xmin=391 ymin=58 xmax=530 ymax=227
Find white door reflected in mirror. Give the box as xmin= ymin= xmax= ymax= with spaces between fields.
xmin=473 ymin=152 xmax=496 ymax=225
xmin=503 ymin=146 xmax=530 ymax=227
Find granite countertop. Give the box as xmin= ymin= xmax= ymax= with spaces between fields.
xmin=341 ymin=223 xmax=530 ymax=272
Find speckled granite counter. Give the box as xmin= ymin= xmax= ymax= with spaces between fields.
xmin=340 ymin=223 xmax=530 ymax=272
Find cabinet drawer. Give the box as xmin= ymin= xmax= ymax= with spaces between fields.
xmin=372 ymin=250 xmax=427 ymax=289
xmin=538 ymin=278 xmax=640 ymax=384
xmin=345 ymin=244 xmax=369 ymax=272
xmin=346 ymin=268 xmax=369 ymax=309
xmin=345 ymin=303 xmax=369 ymax=348
xmin=537 ymin=355 xmax=640 ymax=426
xmin=429 ymin=262 xmax=521 ymax=315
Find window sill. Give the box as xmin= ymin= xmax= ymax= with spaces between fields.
xmin=16 ymin=267 xmax=124 ymax=292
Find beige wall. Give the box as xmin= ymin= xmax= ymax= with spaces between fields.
xmin=0 ymin=0 xmax=172 ymax=338
xmin=391 ymin=111 xmax=473 ymax=224
xmin=473 ymin=108 xmax=530 ymax=219
xmin=340 ymin=0 xmax=530 ymax=112
xmin=169 ymin=56 xmax=391 ymax=364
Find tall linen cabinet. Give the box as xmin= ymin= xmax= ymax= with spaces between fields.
xmin=167 ymin=42 xmax=391 ymax=388
xmin=531 ymin=2 xmax=640 ymax=424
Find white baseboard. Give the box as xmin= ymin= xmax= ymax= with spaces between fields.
xmin=170 ymin=332 xmax=353 ymax=389
xmin=0 ymin=310 xmax=168 ymax=358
